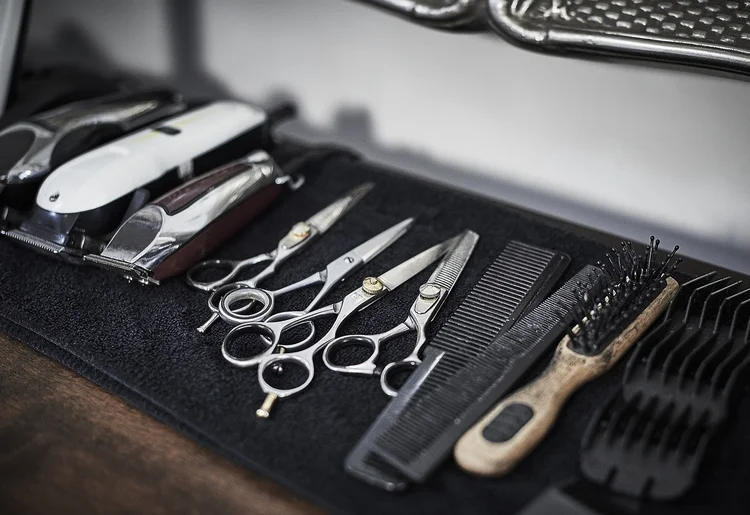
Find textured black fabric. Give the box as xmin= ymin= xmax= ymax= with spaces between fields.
xmin=1 ymin=144 xmax=748 ymax=515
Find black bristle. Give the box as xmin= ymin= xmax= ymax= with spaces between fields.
xmin=567 ymin=237 xmax=679 ymax=356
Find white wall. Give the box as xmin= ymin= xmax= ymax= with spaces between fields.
xmin=0 ymin=0 xmax=25 ymax=113
xmin=24 ymin=0 xmax=750 ymax=273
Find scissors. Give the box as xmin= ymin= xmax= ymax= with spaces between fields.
xmin=217 ymin=218 xmax=415 ymax=331
xmin=188 ymin=182 xmax=373 ymax=333
xmin=322 ymin=230 xmax=478 ymax=396
xmin=220 ymin=235 xmax=458 ymax=413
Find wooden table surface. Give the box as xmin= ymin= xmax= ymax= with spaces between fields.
xmin=0 ymin=334 xmax=322 ymax=515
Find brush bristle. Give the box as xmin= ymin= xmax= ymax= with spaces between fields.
xmin=565 ymin=236 xmax=680 ymax=355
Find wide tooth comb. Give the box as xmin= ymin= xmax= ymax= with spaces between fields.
xmin=699 ymin=281 xmax=743 ymax=328
xmin=582 ymin=395 xmax=709 ymax=499
xmin=581 ymin=270 xmax=750 ymax=500
xmin=664 ymin=272 xmax=716 ymax=320
xmin=683 ymin=277 xmax=731 ymax=325
xmin=344 ymin=241 xmax=571 ymax=490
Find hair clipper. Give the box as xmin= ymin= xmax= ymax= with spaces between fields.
xmin=0 ymin=89 xmax=186 ymax=207
xmin=84 ymin=150 xmax=302 ymax=285
xmin=2 ymin=100 xmax=287 ymax=262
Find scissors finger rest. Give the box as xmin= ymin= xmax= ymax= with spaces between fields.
xmin=218 ymin=287 xmax=276 ymax=324
xmin=322 ymin=334 xmax=381 ymax=375
xmin=186 ymin=253 xmax=273 ymax=291
xmin=257 ymin=352 xmax=316 ymax=398
xmin=380 ymin=359 xmax=421 ymax=397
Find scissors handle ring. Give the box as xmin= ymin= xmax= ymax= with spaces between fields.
xmin=218 ymin=287 xmax=275 ymax=325
xmin=380 ymin=358 xmax=421 ymax=397
xmin=264 ymin=310 xmax=317 ymax=350
xmin=221 ymin=321 xmax=280 ymax=367
xmin=322 ymin=335 xmax=379 ymax=375
xmin=186 ymin=259 xmax=240 ymax=291
xmin=258 ymin=353 xmax=315 ymax=398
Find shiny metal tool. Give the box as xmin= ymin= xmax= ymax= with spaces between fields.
xmin=191 ymin=183 xmax=374 ymax=333
xmin=322 ymin=230 xmax=478 ymax=396
xmin=0 ymin=89 xmax=185 ymax=201
xmin=487 ymin=0 xmax=750 ymax=76
xmin=360 ymin=0 xmax=484 ymax=29
xmin=84 ymin=150 xmax=301 ymax=285
xmin=220 ymin=236 xmax=457 ymax=416
xmin=217 ymin=218 xmax=415 ymax=329
xmin=2 ymin=101 xmax=270 ymax=261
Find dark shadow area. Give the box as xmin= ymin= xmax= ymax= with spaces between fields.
xmin=164 ymin=0 xmax=229 ymax=99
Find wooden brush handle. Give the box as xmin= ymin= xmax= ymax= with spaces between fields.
xmin=454 ymin=277 xmax=679 ymax=477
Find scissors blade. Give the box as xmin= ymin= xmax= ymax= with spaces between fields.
xmin=351 ymin=217 xmax=414 ymax=264
xmin=427 ymin=230 xmax=479 ymax=291
xmin=377 ymin=236 xmax=456 ymax=291
xmin=306 ymin=183 xmax=374 ymax=234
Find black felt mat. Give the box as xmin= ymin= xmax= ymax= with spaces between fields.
xmin=1 ymin=145 xmax=748 ymax=515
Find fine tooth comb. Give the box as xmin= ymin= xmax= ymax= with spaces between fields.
xmin=345 ymin=241 xmax=570 ymax=491
xmin=370 ymin=264 xmax=594 ymax=483
xmin=580 ymin=271 xmax=750 ymax=500
xmin=455 ymin=237 xmax=681 ymax=477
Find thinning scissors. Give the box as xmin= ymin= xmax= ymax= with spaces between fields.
xmin=188 ymin=183 xmax=373 ymax=333
xmin=322 ymin=230 xmax=478 ymax=396
xmin=220 ymin=236 xmax=458 ymax=414
xmin=217 ymin=218 xmax=415 ymax=331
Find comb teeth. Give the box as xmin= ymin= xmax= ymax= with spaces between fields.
xmin=568 ymin=237 xmax=679 ymax=355
xmin=582 ymin=268 xmax=750 ymax=501
xmin=429 ymin=233 xmax=477 ymax=291
xmin=431 ymin=241 xmax=564 ymax=358
xmin=345 ymin=241 xmax=570 ymax=487
xmin=371 ymin=265 xmax=595 ymax=482
xmin=581 ymin=393 xmax=709 ymax=500
xmin=623 ymin=275 xmax=750 ymax=424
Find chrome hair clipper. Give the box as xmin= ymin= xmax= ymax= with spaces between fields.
xmin=2 ymin=101 xmax=277 ymax=262
xmin=84 ymin=150 xmax=303 ymax=285
xmin=0 ymin=89 xmax=186 ymax=205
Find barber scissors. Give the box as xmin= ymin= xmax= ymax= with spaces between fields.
xmin=217 ymin=218 xmax=415 ymax=330
xmin=188 ymin=183 xmax=373 ymax=333
xmin=221 ymin=236 xmax=458 ymax=414
xmin=322 ymin=230 xmax=478 ymax=396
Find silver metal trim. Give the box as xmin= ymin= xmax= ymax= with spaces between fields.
xmin=362 ymin=0 xmax=482 ymax=27
xmin=487 ymin=0 xmax=750 ymax=75
xmin=95 ymin=150 xmax=285 ymax=280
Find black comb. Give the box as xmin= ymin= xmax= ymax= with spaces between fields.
xmin=345 ymin=241 xmax=570 ymax=490
xmin=373 ymin=265 xmax=595 ymax=482
xmin=455 ymin=237 xmax=681 ymax=477
xmin=581 ymin=271 xmax=750 ymax=500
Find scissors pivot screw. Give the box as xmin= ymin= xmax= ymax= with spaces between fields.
xmin=419 ymin=284 xmax=441 ymax=301
xmin=271 ymin=346 xmax=286 ymax=375
xmin=290 ymin=222 xmax=311 ymax=240
xmin=362 ymin=277 xmax=384 ymax=295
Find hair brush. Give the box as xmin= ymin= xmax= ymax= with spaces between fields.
xmin=455 ymin=237 xmax=681 ymax=477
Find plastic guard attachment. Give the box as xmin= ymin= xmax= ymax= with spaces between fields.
xmin=487 ymin=0 xmax=750 ymax=75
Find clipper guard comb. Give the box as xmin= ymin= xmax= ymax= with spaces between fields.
xmin=581 ymin=271 xmax=750 ymax=500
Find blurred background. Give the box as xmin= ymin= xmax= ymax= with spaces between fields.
xmin=21 ymin=0 xmax=750 ymax=273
